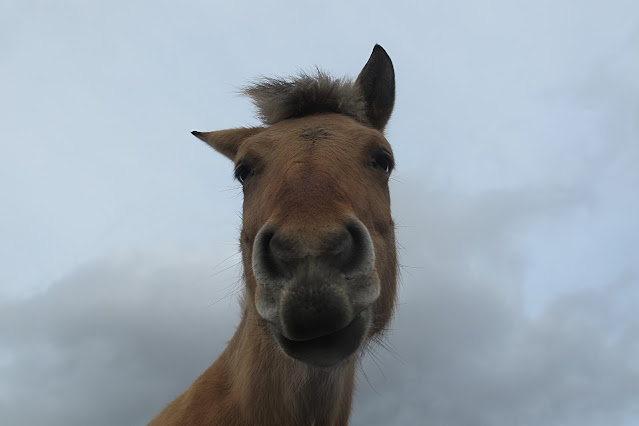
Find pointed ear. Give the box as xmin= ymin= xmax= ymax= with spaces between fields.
xmin=191 ymin=127 xmax=265 ymax=160
xmin=355 ymin=44 xmax=396 ymax=131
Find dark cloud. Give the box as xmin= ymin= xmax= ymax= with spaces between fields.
xmin=351 ymin=184 xmax=639 ymax=426
xmin=353 ymin=274 xmax=639 ymax=425
xmin=1 ymin=182 xmax=637 ymax=426
xmin=0 ymin=249 xmax=243 ymax=426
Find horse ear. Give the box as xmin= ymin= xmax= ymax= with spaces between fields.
xmin=191 ymin=127 xmax=265 ymax=160
xmin=355 ymin=45 xmax=396 ymax=131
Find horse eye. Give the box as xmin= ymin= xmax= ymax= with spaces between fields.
xmin=234 ymin=164 xmax=254 ymax=184
xmin=371 ymin=151 xmax=394 ymax=174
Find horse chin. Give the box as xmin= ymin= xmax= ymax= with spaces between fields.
xmin=271 ymin=308 xmax=371 ymax=368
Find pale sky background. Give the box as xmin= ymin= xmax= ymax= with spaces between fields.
xmin=1 ymin=0 xmax=638 ymax=425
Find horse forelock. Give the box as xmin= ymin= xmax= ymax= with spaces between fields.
xmin=242 ymin=70 xmax=368 ymax=126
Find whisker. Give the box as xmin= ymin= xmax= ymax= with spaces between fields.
xmin=358 ymin=364 xmax=381 ymax=397
xmin=207 ymin=260 xmax=243 ymax=279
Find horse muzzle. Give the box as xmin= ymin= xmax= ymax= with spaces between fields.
xmin=252 ymin=217 xmax=380 ymax=367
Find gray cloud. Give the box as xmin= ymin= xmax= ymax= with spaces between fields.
xmin=0 ymin=248 xmax=243 ymax=425
xmin=1 ymin=177 xmax=637 ymax=425
xmin=351 ymin=182 xmax=639 ymax=426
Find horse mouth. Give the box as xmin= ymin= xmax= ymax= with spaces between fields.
xmin=273 ymin=308 xmax=370 ymax=368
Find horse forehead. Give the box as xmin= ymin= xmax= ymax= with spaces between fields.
xmin=235 ymin=115 xmax=390 ymax=170
xmin=298 ymin=126 xmax=332 ymax=142
xmin=277 ymin=114 xmax=372 ymax=139
xmin=258 ymin=114 xmax=386 ymax=156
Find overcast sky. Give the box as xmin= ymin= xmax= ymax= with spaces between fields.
xmin=1 ymin=1 xmax=638 ymax=425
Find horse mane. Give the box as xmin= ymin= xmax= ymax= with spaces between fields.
xmin=242 ymin=70 xmax=368 ymax=126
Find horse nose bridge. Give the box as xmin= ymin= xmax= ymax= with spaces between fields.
xmin=271 ymin=223 xmax=349 ymax=259
xmin=274 ymin=165 xmax=352 ymax=218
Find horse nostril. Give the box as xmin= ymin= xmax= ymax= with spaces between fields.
xmin=254 ymin=227 xmax=303 ymax=284
xmin=340 ymin=220 xmax=375 ymax=275
xmin=326 ymin=228 xmax=354 ymax=270
xmin=253 ymin=226 xmax=285 ymax=283
xmin=269 ymin=232 xmax=302 ymax=266
xmin=321 ymin=220 xmax=374 ymax=275
xmin=329 ymin=229 xmax=353 ymax=255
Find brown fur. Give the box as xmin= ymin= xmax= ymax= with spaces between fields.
xmin=150 ymin=45 xmax=397 ymax=426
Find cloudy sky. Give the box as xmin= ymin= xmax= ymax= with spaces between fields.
xmin=1 ymin=0 xmax=638 ymax=425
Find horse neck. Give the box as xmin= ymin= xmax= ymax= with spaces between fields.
xmin=215 ymin=306 xmax=357 ymax=425
xmin=149 ymin=306 xmax=357 ymax=426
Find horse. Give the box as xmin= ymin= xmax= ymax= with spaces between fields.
xmin=150 ymin=45 xmax=398 ymax=426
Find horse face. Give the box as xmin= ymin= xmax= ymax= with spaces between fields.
xmin=193 ymin=45 xmax=397 ymax=367
xmin=235 ymin=114 xmax=396 ymax=366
